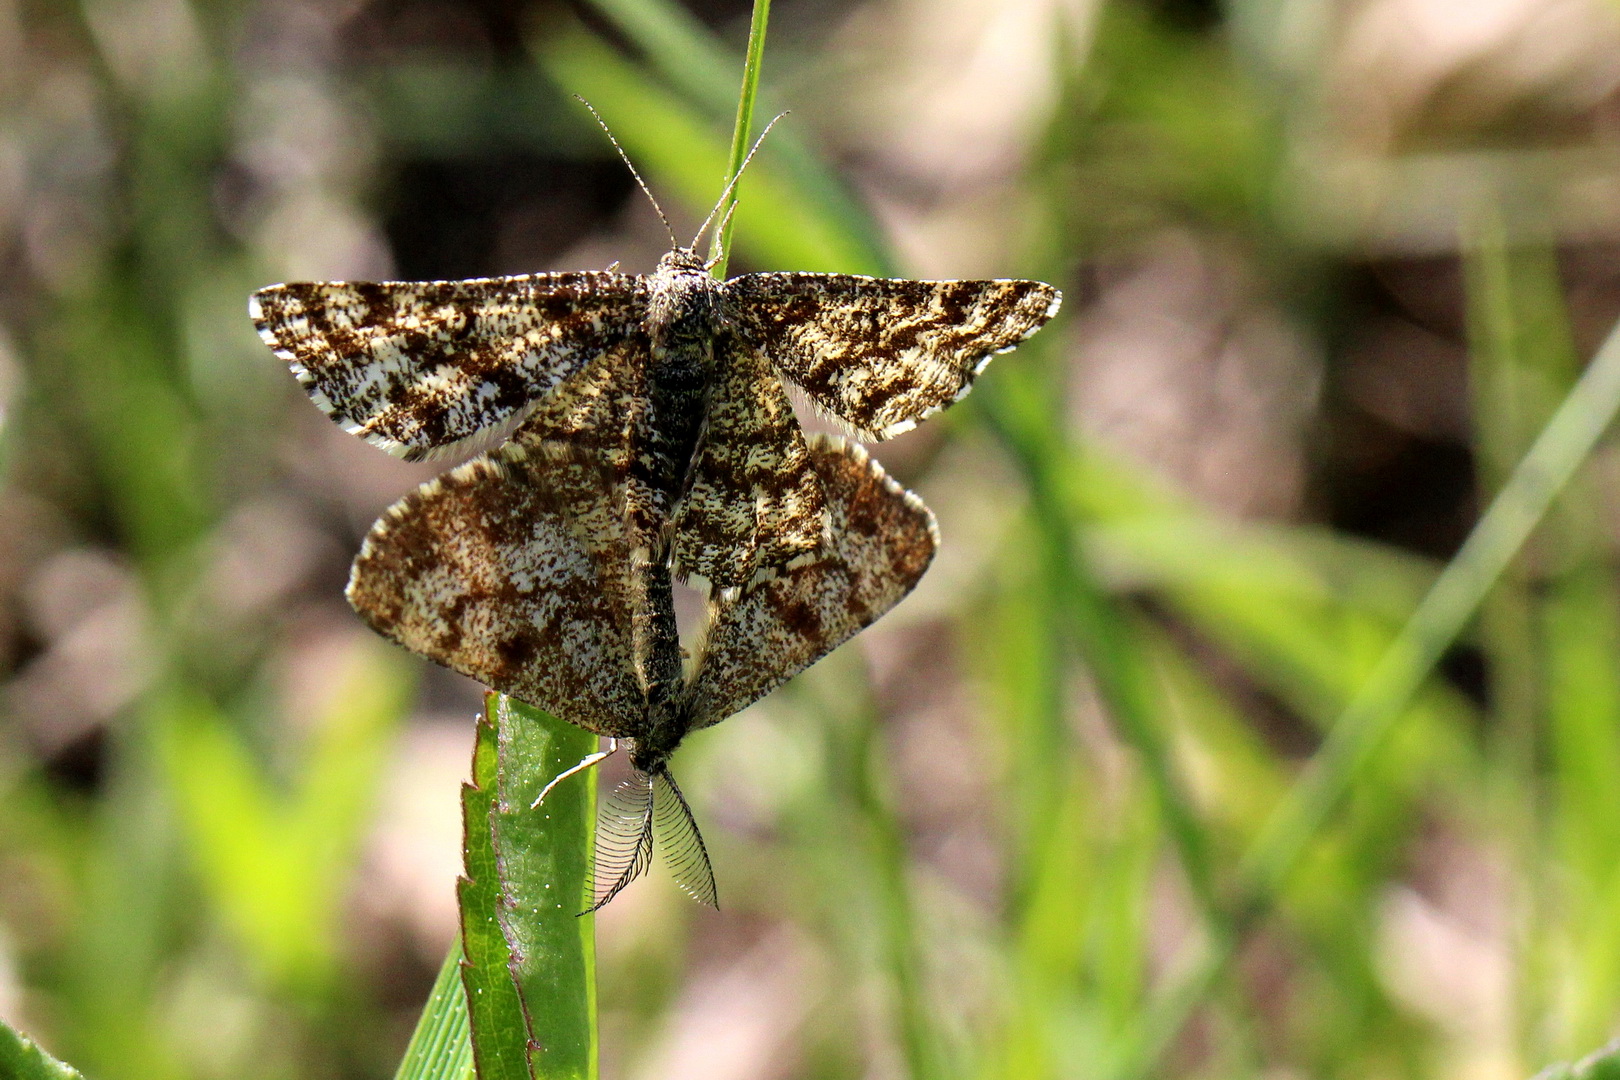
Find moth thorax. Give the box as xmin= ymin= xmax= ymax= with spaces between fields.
xmin=648 ymin=257 xmax=721 ymax=341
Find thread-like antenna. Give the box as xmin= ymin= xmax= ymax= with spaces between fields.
xmin=691 ymin=110 xmax=790 ymax=252
xmin=702 ymin=198 xmax=743 ymax=271
xmin=575 ymin=95 xmax=677 ymax=250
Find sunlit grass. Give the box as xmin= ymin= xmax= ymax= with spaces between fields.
xmin=8 ymin=0 xmax=1620 ymax=1078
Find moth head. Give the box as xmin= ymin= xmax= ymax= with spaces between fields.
xmin=657 ymin=247 xmax=708 ymax=274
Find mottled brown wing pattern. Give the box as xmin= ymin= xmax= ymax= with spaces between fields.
xmin=506 ymin=333 xmax=648 ymax=559
xmin=671 ymin=335 xmax=825 ymax=592
xmin=723 ymin=273 xmax=1062 ymax=440
xmin=680 ymin=435 xmax=939 ymax=728
xmin=345 ymin=450 xmax=646 ymax=737
xmin=251 ymin=272 xmax=645 ymax=461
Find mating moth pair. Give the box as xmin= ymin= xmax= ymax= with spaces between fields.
xmin=251 ymin=119 xmax=1060 ymax=908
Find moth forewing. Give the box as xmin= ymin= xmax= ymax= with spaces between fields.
xmin=250 ymin=273 xmax=644 ymax=461
xmin=721 ymin=273 xmax=1062 ymax=440
xmin=254 ymin=251 xmax=1057 ymax=584
xmin=680 ymin=435 xmax=939 ymax=730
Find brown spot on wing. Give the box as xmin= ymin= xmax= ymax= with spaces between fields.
xmin=680 ymin=435 xmax=938 ymax=728
xmin=722 ymin=273 xmax=1061 ymax=440
xmin=250 ymin=272 xmax=646 ymax=461
xmin=345 ymin=450 xmax=646 ymax=737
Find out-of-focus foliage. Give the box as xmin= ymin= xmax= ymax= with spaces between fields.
xmin=1536 ymin=1041 xmax=1620 ymax=1080
xmin=6 ymin=0 xmax=1620 ymax=1078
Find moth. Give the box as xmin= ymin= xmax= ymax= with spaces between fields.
xmin=249 ymin=117 xmax=1061 ymax=592
xmin=345 ymin=431 xmax=938 ymax=909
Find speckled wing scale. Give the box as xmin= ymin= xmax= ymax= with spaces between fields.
xmin=344 ymin=447 xmax=646 ymax=737
xmin=723 ymin=273 xmax=1062 ymax=439
xmin=250 ymin=273 xmax=644 ymax=462
xmin=671 ymin=333 xmax=825 ymax=591
xmin=683 ymin=438 xmax=938 ymax=728
xmin=346 ymin=434 xmax=938 ymax=910
xmin=255 ymin=241 xmax=1060 ymax=908
xmin=252 ymin=257 xmax=1059 ymax=584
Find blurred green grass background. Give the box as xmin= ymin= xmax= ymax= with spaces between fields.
xmin=7 ymin=0 xmax=1620 ymax=1077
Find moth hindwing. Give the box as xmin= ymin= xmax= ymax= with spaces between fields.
xmin=253 ymin=251 xmax=1057 ymax=588
xmin=346 ymin=432 xmax=939 ymax=909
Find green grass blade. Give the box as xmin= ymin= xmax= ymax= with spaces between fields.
xmin=291 ymin=643 xmax=417 ymax=909
xmin=1120 ymin=307 xmax=1620 ymax=1079
xmin=459 ymin=701 xmax=534 ymax=1080
xmin=1242 ymin=305 xmax=1620 ymax=897
xmin=581 ymin=0 xmax=737 ymax=107
xmin=0 ymin=1020 xmax=86 ymax=1080
xmin=394 ymin=942 xmax=474 ymax=1080
xmin=1536 ymin=1041 xmax=1620 ymax=1080
xmin=490 ymin=694 xmax=599 ymax=1080
xmin=978 ymin=366 xmax=1227 ymax=937
xmin=805 ymin=653 xmax=950 ymax=1080
xmin=156 ymin=642 xmax=412 ymax=992
xmin=578 ymin=0 xmax=892 ymax=272
xmin=537 ymin=29 xmax=882 ymax=275
xmin=706 ymin=0 xmax=769 ymax=277
xmin=1464 ymin=208 xmax=1582 ymax=1062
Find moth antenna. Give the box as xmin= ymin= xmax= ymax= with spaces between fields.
xmin=583 ymin=769 xmax=656 ymax=914
xmin=651 ymin=767 xmax=718 ymax=908
xmin=691 ymin=109 xmax=790 ymax=252
xmin=702 ymin=198 xmax=743 ymax=272
xmin=575 ymin=95 xmax=678 ymax=250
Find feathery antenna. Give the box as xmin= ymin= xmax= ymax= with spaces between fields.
xmin=691 ymin=110 xmax=790 ymax=252
xmin=575 ymin=95 xmax=678 ymax=250
xmin=585 ymin=770 xmax=656 ymax=914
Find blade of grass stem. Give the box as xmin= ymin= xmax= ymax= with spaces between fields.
xmin=1463 ymin=206 xmax=1571 ymax=1063
xmin=579 ymin=0 xmax=895 ymax=275
xmin=0 ymin=1020 xmax=86 ymax=1080
xmin=982 ymin=513 xmax=1070 ymax=911
xmin=805 ymin=650 xmax=948 ymax=1080
xmin=1242 ymin=310 xmax=1620 ymax=896
xmin=860 ymin=730 xmax=947 ymax=1080
xmin=394 ymin=942 xmax=474 ymax=1080
xmin=1119 ymin=305 xmax=1620 ymax=1080
xmin=583 ymin=0 xmax=736 ymax=105
xmin=459 ymin=703 xmax=533 ymax=1080
xmin=490 ymin=694 xmax=599 ymax=1080
xmin=706 ymin=0 xmax=769 ymax=277
xmin=975 ymin=363 xmax=1259 ymax=1075
xmin=1533 ymin=1038 xmax=1620 ymax=1080
xmin=977 ymin=369 xmax=1225 ymax=936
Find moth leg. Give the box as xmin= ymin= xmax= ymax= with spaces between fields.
xmin=532 ymin=738 xmax=620 ymax=808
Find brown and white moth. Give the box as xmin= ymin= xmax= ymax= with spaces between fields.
xmin=345 ymin=432 xmax=938 ymax=909
xmin=248 ymin=119 xmax=1060 ymax=590
xmin=249 ymin=115 xmax=1056 ymax=904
